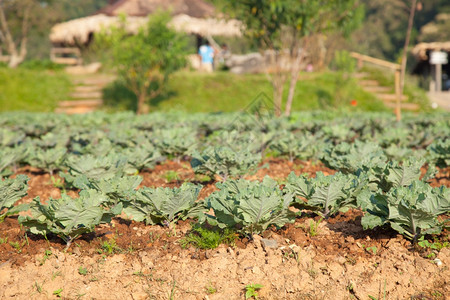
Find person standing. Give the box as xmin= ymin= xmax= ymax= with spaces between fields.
xmin=198 ymin=40 xmax=215 ymax=72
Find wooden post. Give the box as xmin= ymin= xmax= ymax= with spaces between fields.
xmin=436 ymin=63 xmax=442 ymax=92
xmin=358 ymin=58 xmax=363 ymax=70
xmin=395 ymin=69 xmax=402 ymax=122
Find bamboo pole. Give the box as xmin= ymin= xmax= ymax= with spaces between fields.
xmin=395 ymin=70 xmax=401 ymax=122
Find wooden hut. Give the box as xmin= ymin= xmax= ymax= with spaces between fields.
xmin=49 ymin=0 xmax=241 ymax=65
xmin=412 ymin=42 xmax=450 ymax=92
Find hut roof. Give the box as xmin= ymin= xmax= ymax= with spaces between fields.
xmin=412 ymin=42 xmax=450 ymax=61
xmin=96 ymin=0 xmax=215 ymax=18
xmin=49 ymin=14 xmax=241 ymax=45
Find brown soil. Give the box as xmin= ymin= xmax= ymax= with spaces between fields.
xmin=1 ymin=160 xmax=449 ymax=300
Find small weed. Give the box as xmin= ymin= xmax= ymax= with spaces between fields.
xmin=309 ymin=217 xmax=323 ymax=237
xmin=52 ymin=271 xmax=62 ymax=280
xmin=38 ymin=249 xmax=52 ymax=266
xmin=148 ymin=232 xmax=161 ymax=244
xmin=168 ymin=280 xmax=177 ymax=300
xmin=53 ymin=288 xmax=63 ymax=298
xmin=180 ymin=225 xmax=237 ymax=249
xmin=431 ymin=290 xmax=444 ymax=298
xmin=418 ymin=237 xmax=449 ymax=251
xmin=0 ymin=236 xmax=8 ymax=244
xmin=50 ymin=176 xmax=66 ymax=192
xmin=365 ymin=246 xmax=377 ymax=255
xmin=98 ymin=238 xmax=122 ymax=255
xmin=164 ymin=170 xmax=180 ymax=183
xmin=89 ymin=277 xmax=99 ymax=282
xmin=194 ymin=174 xmax=212 ymax=183
xmin=9 ymin=240 xmax=25 ymax=253
xmin=34 ymin=281 xmax=44 ymax=294
xmin=205 ymin=283 xmax=217 ymax=294
xmin=78 ymin=266 xmax=88 ymax=276
xmin=307 ymin=261 xmax=318 ymax=279
xmin=245 ymin=283 xmax=263 ymax=300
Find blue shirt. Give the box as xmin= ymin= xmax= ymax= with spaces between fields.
xmin=199 ymin=45 xmax=214 ymax=64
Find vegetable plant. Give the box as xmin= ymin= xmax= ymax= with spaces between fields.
xmin=190 ymin=146 xmax=261 ymax=181
xmin=19 ymin=189 xmax=121 ymax=248
xmin=26 ymin=147 xmax=67 ymax=176
xmin=285 ymin=171 xmax=367 ymax=218
xmin=122 ymin=183 xmax=204 ymax=225
xmin=358 ymin=181 xmax=449 ymax=243
xmin=60 ymin=154 xmax=128 ymax=187
xmin=204 ymin=177 xmax=296 ymax=235
xmin=0 ymin=175 xmax=29 ymax=221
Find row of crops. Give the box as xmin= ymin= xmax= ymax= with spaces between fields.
xmin=1 ymin=111 xmax=449 ymax=248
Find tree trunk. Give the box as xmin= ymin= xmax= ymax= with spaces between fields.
xmin=285 ymin=48 xmax=304 ymax=117
xmin=273 ymin=80 xmax=284 ymax=117
xmin=0 ymin=0 xmax=31 ymax=68
xmin=8 ymin=52 xmax=26 ymax=68
xmin=399 ymin=0 xmax=417 ymax=96
xmin=136 ymin=92 xmax=147 ymax=115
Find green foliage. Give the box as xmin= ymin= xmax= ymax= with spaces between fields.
xmin=180 ymin=224 xmax=237 ymax=249
xmin=358 ymin=181 xmax=449 ymax=242
xmin=427 ymin=138 xmax=449 ymax=168
xmin=95 ymin=12 xmax=188 ymax=114
xmin=122 ymin=183 xmax=205 ymax=225
xmin=0 ymin=146 xmax=28 ymax=177
xmin=73 ymin=174 xmax=142 ymax=206
xmin=204 ymin=177 xmax=296 ymax=235
xmin=245 ymin=283 xmax=263 ymax=300
xmin=153 ymin=128 xmax=198 ymax=159
xmin=190 ymin=146 xmax=261 ymax=181
xmin=18 ymin=190 xmax=121 ymax=246
xmin=25 ymin=147 xmax=67 ymax=176
xmin=322 ymin=140 xmax=387 ymax=174
xmin=60 ymin=154 xmax=128 ymax=187
xmin=0 ymin=175 xmax=29 ymax=221
xmin=285 ymin=172 xmax=366 ymax=217
xmin=269 ymin=131 xmax=319 ymax=162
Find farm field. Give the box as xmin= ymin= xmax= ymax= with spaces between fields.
xmin=0 ymin=111 xmax=449 ymax=299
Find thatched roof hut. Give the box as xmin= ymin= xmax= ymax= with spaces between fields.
xmin=412 ymin=42 xmax=450 ymax=61
xmin=49 ymin=0 xmax=241 ymax=47
xmin=97 ymin=0 xmax=215 ymax=18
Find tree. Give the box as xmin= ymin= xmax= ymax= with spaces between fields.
xmin=96 ymin=13 xmax=188 ymax=115
xmin=0 ymin=0 xmax=35 ymax=68
xmin=225 ymin=0 xmax=363 ymax=116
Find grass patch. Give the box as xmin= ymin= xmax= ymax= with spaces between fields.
xmin=0 ymin=67 xmax=71 ymax=112
xmin=180 ymin=224 xmax=237 ymax=249
xmin=103 ymin=70 xmax=386 ymax=113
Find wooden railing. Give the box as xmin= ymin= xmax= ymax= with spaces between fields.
xmin=50 ymin=47 xmax=82 ymax=65
xmin=350 ymin=52 xmax=403 ymax=120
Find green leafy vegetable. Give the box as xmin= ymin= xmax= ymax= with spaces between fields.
xmin=123 ymin=183 xmax=204 ymax=225
xmin=358 ymin=181 xmax=449 ymax=242
xmin=0 ymin=175 xmax=29 ymax=221
xmin=190 ymin=146 xmax=261 ymax=181
xmin=19 ymin=189 xmax=121 ymax=247
xmin=205 ymin=177 xmax=296 ymax=235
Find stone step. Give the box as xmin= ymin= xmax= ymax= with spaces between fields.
xmin=363 ymin=86 xmax=392 ymax=93
xmin=384 ymin=102 xmax=420 ymax=111
xmin=377 ymin=93 xmax=408 ymax=102
xmin=70 ymin=91 xmax=103 ymax=99
xmin=72 ymin=77 xmax=115 ymax=86
xmin=55 ymin=106 xmax=98 ymax=114
xmin=58 ymin=99 xmax=103 ymax=108
xmin=353 ymin=72 xmax=369 ymax=79
xmin=358 ymin=79 xmax=380 ymax=86
xmin=74 ymin=85 xmax=102 ymax=93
